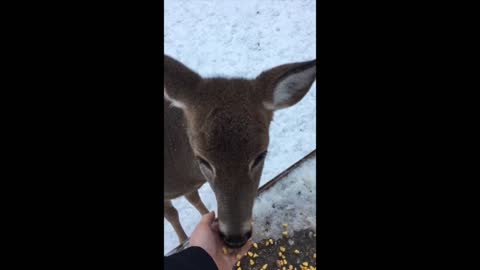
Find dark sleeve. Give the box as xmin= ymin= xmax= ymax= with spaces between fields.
xmin=164 ymin=246 xmax=219 ymax=270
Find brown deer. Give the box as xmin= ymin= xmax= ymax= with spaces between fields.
xmin=164 ymin=54 xmax=316 ymax=248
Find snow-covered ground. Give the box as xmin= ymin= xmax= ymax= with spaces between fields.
xmin=164 ymin=0 xmax=316 ymax=254
xmin=252 ymin=156 xmax=316 ymax=243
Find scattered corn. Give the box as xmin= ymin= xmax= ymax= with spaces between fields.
xmin=253 ymin=253 xmax=259 ymax=258
xmin=237 ymin=268 xmax=241 ymax=270
xmin=253 ymin=243 xmax=258 ymax=248
xmin=282 ymin=255 xmax=286 ymax=259
xmin=250 ymin=259 xmax=255 ymax=266
xmin=289 ymin=265 xmax=293 ymax=270
xmin=282 ymin=267 xmax=286 ymax=270
xmin=283 ymin=259 xmax=287 ymax=265
xmin=262 ymin=264 xmax=268 ymax=270
xmin=223 ymin=247 xmax=228 ymax=255
xmin=236 ymin=254 xmax=242 ymax=260
xmin=269 ymin=239 xmax=274 ymax=245
xmin=280 ymin=247 xmax=286 ymax=252
xmin=266 ymin=241 xmax=270 ymax=247
xmin=302 ymin=262 xmax=309 ymax=267
xmin=294 ymin=249 xmax=300 ymax=254
xmin=278 ymin=252 xmax=283 ymax=257
xmin=282 ymin=231 xmax=288 ymax=236
xmin=313 ymin=253 xmax=316 ymax=259
xmin=277 ymin=260 xmax=283 ymax=267
xmin=237 ymin=261 xmax=241 ymax=267
xmin=282 ymin=223 xmax=288 ymax=227
xmin=248 ymin=251 xmax=253 ymax=257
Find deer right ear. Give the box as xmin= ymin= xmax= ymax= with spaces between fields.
xmin=164 ymin=55 xmax=202 ymax=109
xmin=257 ymin=59 xmax=316 ymax=111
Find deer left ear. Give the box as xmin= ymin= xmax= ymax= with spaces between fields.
xmin=164 ymin=55 xmax=202 ymax=109
xmin=257 ymin=59 xmax=316 ymax=110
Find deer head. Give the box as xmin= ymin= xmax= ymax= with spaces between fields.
xmin=164 ymin=55 xmax=316 ymax=248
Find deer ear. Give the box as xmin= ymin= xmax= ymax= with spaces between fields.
xmin=164 ymin=55 xmax=202 ymax=109
xmin=257 ymin=59 xmax=316 ymax=110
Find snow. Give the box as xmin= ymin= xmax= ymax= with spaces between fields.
xmin=164 ymin=0 xmax=316 ymax=254
xmin=252 ymin=156 xmax=316 ymax=242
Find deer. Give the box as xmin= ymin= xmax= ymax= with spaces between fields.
xmin=164 ymin=54 xmax=316 ymax=249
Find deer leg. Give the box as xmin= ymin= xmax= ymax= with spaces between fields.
xmin=185 ymin=189 xmax=209 ymax=215
xmin=164 ymin=200 xmax=188 ymax=244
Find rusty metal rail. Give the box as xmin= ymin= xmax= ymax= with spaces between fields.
xmin=165 ymin=149 xmax=317 ymax=256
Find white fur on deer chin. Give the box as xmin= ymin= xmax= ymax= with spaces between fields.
xmin=218 ymin=220 xmax=252 ymax=235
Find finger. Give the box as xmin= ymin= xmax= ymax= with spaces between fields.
xmin=237 ymin=239 xmax=253 ymax=256
xmin=199 ymin=211 xmax=215 ymax=225
xmin=210 ymin=220 xmax=220 ymax=232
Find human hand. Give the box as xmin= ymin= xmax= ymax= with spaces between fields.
xmin=190 ymin=211 xmax=252 ymax=270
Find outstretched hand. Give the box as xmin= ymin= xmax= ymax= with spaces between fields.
xmin=190 ymin=211 xmax=252 ymax=270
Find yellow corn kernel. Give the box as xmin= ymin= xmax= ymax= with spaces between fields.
xmin=283 ymin=267 xmax=286 ymax=270
xmin=237 ymin=261 xmax=241 ymax=267
xmin=282 ymin=231 xmax=288 ymax=236
xmin=253 ymin=243 xmax=258 ymax=248
xmin=282 ymin=223 xmax=288 ymax=227
xmin=269 ymin=239 xmax=274 ymax=245
xmin=266 ymin=241 xmax=270 ymax=247
xmin=277 ymin=260 xmax=283 ymax=267
xmin=236 ymin=254 xmax=242 ymax=260
xmin=250 ymin=259 xmax=255 ymax=266
xmin=289 ymin=265 xmax=293 ymax=270
xmin=278 ymin=252 xmax=283 ymax=257
xmin=248 ymin=251 xmax=253 ymax=257
xmin=283 ymin=259 xmax=287 ymax=265
xmin=280 ymin=246 xmax=286 ymax=252
xmin=223 ymin=247 xmax=228 ymax=255
xmin=282 ymin=255 xmax=286 ymax=259
xmin=262 ymin=264 xmax=268 ymax=269
xmin=302 ymin=262 xmax=309 ymax=267
xmin=294 ymin=249 xmax=300 ymax=254
xmin=237 ymin=268 xmax=241 ymax=270
xmin=253 ymin=253 xmax=259 ymax=258
xmin=313 ymin=253 xmax=316 ymax=259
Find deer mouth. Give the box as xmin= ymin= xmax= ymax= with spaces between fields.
xmin=220 ymin=231 xmax=251 ymax=249
xmin=215 ymin=218 xmax=253 ymax=249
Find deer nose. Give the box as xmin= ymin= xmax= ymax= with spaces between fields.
xmin=219 ymin=230 xmax=252 ymax=248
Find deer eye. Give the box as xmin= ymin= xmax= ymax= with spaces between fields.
xmin=252 ymin=151 xmax=268 ymax=169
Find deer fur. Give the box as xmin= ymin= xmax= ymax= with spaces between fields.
xmin=164 ymin=54 xmax=316 ymax=248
